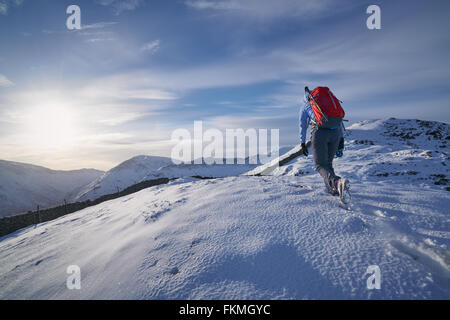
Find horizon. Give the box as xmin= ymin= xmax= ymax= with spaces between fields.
xmin=1 ymin=116 xmax=447 ymax=172
xmin=1 ymin=0 xmax=450 ymax=171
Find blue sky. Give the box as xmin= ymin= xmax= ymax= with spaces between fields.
xmin=0 ymin=0 xmax=449 ymax=170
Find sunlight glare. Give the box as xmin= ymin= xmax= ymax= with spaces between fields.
xmin=24 ymin=102 xmax=79 ymax=150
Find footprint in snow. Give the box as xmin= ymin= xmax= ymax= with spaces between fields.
xmin=143 ymin=199 xmax=187 ymax=223
xmin=165 ymin=266 xmax=179 ymax=275
xmin=34 ymin=259 xmax=44 ymax=266
xmin=190 ymin=237 xmax=203 ymax=248
xmin=390 ymin=240 xmax=450 ymax=282
xmin=341 ymin=216 xmax=368 ymax=233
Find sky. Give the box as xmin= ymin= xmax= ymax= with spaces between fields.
xmin=0 ymin=0 xmax=449 ymax=170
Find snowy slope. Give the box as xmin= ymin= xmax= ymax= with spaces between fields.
xmin=0 ymin=118 xmax=449 ymax=299
xmin=75 ymin=155 xmax=258 ymax=201
xmin=270 ymin=118 xmax=449 ymax=192
xmin=0 ymin=160 xmax=103 ymax=218
xmin=75 ymin=156 xmax=174 ymax=201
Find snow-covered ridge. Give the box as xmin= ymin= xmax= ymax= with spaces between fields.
xmin=271 ymin=118 xmax=449 ymax=192
xmin=0 ymin=160 xmax=103 ymax=218
xmin=75 ymin=155 xmax=262 ymax=201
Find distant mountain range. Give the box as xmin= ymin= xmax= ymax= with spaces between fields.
xmin=73 ymin=155 xmax=260 ymax=201
xmin=2 ymin=117 xmax=448 ymax=218
xmin=0 ymin=161 xmax=103 ymax=217
xmin=0 ymin=154 xmax=262 ymax=217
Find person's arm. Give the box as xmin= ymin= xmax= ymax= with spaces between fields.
xmin=299 ymin=104 xmax=311 ymax=144
xmin=335 ymin=122 xmax=345 ymax=158
xmin=339 ymin=122 xmax=345 ymax=138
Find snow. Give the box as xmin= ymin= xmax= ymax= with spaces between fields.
xmin=270 ymin=118 xmax=449 ymax=187
xmin=75 ymin=155 xmax=174 ymax=201
xmin=0 ymin=118 xmax=449 ymax=299
xmin=0 ymin=161 xmax=103 ymax=217
xmin=75 ymin=155 xmax=258 ymax=201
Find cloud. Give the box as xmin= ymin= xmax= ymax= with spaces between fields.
xmin=0 ymin=74 xmax=14 ymax=87
xmin=185 ymin=0 xmax=338 ymax=19
xmin=105 ymin=56 xmax=283 ymax=93
xmin=98 ymin=112 xmax=154 ymax=126
xmin=81 ymin=81 xmax=178 ymax=101
xmin=96 ymin=0 xmax=143 ymax=15
xmin=85 ymin=37 xmax=116 ymax=43
xmin=0 ymin=0 xmax=23 ymax=15
xmin=42 ymin=22 xmax=117 ymax=37
xmin=75 ymin=22 xmax=118 ymax=42
xmin=0 ymin=84 xmax=176 ymax=170
xmin=141 ymin=40 xmax=160 ymax=54
xmin=81 ymin=21 xmax=118 ymax=30
xmin=185 ymin=0 xmax=241 ymax=10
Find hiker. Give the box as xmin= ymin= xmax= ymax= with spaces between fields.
xmin=299 ymin=86 xmax=349 ymax=200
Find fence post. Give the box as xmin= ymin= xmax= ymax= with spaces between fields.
xmin=36 ymin=205 xmax=40 ymax=224
xmin=64 ymin=199 xmax=68 ymax=215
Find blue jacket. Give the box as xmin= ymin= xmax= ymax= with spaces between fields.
xmin=299 ymin=91 xmax=344 ymax=144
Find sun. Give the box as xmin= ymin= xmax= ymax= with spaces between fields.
xmin=24 ymin=102 xmax=79 ymax=150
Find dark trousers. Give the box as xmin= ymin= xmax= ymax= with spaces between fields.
xmin=311 ymin=128 xmax=341 ymax=194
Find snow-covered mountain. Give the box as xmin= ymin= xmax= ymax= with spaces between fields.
xmin=0 ymin=118 xmax=449 ymax=299
xmin=0 ymin=160 xmax=103 ymax=218
xmin=75 ymin=155 xmax=174 ymax=201
xmin=75 ymin=155 xmax=260 ymax=201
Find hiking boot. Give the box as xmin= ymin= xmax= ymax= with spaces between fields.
xmin=337 ymin=178 xmax=350 ymax=203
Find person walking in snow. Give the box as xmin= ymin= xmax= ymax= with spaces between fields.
xmin=299 ymin=86 xmax=349 ymax=202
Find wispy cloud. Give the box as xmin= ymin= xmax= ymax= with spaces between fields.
xmin=43 ymin=21 xmax=117 ymax=35
xmin=81 ymin=80 xmax=178 ymax=101
xmin=96 ymin=0 xmax=143 ymax=15
xmin=85 ymin=37 xmax=116 ymax=43
xmin=107 ymin=57 xmax=283 ymax=92
xmin=0 ymin=74 xmax=14 ymax=87
xmin=0 ymin=3 xmax=7 ymax=15
xmin=185 ymin=0 xmax=339 ymax=19
xmin=0 ymin=0 xmax=23 ymax=15
xmin=185 ymin=0 xmax=241 ymax=11
xmin=81 ymin=21 xmax=118 ymax=30
xmin=98 ymin=111 xmax=154 ymax=126
xmin=43 ymin=21 xmax=118 ymax=44
xmin=141 ymin=40 xmax=160 ymax=54
xmin=79 ymin=22 xmax=118 ymax=43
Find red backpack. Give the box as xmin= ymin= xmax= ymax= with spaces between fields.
xmin=308 ymin=86 xmax=345 ymax=128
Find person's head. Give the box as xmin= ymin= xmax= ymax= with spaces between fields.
xmin=303 ymin=87 xmax=310 ymax=103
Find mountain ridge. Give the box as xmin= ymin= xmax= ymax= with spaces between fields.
xmin=0 ymin=160 xmax=104 ymax=217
